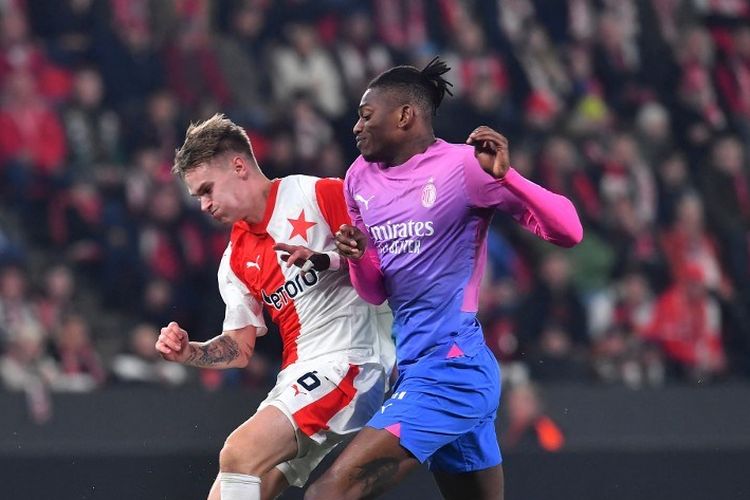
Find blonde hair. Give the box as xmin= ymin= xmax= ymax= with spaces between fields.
xmin=172 ymin=113 xmax=255 ymax=177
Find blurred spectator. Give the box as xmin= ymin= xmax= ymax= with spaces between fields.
xmin=214 ymin=3 xmax=271 ymax=127
xmin=271 ymin=22 xmax=346 ymax=119
xmin=34 ymin=263 xmax=77 ymax=334
xmin=290 ymin=94 xmax=334 ymax=164
xmin=654 ymin=152 xmax=693 ymax=228
xmin=92 ymin=4 xmax=163 ymax=110
xmin=501 ymin=382 xmax=565 ymax=453
xmin=111 ymin=323 xmax=188 ymax=386
xmin=128 ymin=90 xmax=184 ymax=163
xmin=61 ymin=66 xmax=123 ymax=182
xmin=698 ymin=136 xmax=750 ymax=295
xmin=0 ymin=323 xmax=56 ymax=423
xmin=49 ymin=313 xmax=106 ymax=391
xmin=660 ymin=191 xmax=728 ymax=297
xmin=641 ymin=263 xmax=727 ymax=382
xmin=48 ymin=180 xmax=104 ymax=277
xmin=26 ymin=0 xmax=106 ymax=67
xmin=672 ymin=26 xmax=727 ymax=160
xmin=333 ymin=8 xmax=394 ymax=105
xmin=588 ymin=270 xmax=664 ymax=388
xmin=634 ymin=101 xmax=674 ymax=168
xmin=0 ymin=70 xmax=67 ymax=219
xmin=591 ymin=11 xmax=648 ymax=116
xmin=516 ymin=252 xmax=589 ymax=380
xmin=163 ymin=3 xmax=231 ymax=116
xmin=0 ymin=265 xmax=44 ymax=349
xmin=0 ymin=7 xmax=72 ymax=100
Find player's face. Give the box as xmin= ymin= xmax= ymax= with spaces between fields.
xmin=184 ymin=157 xmax=249 ymax=224
xmin=353 ymin=87 xmax=402 ymax=163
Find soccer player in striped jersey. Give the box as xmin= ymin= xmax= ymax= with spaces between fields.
xmin=156 ymin=114 xmax=395 ymax=500
xmin=305 ymin=58 xmax=583 ymax=500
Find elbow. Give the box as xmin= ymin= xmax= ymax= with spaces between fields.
xmin=561 ymin=221 xmax=584 ymax=248
xmin=234 ymin=347 xmax=254 ymax=369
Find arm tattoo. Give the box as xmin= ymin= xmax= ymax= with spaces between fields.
xmin=186 ymin=336 xmax=240 ymax=367
xmin=352 ymin=458 xmax=399 ymax=498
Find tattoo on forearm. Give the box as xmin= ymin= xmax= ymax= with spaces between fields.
xmin=186 ymin=336 xmax=240 ymax=367
xmin=352 ymin=458 xmax=399 ymax=498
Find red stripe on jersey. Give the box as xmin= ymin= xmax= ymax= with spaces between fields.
xmin=247 ymin=179 xmax=281 ymax=234
xmin=293 ymin=364 xmax=361 ymax=436
xmin=315 ymin=178 xmax=351 ymax=235
xmin=230 ymin=203 xmax=302 ymax=368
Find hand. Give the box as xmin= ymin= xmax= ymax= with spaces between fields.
xmin=335 ymin=224 xmax=368 ymax=260
xmin=466 ymin=126 xmax=510 ymax=179
xmin=156 ymin=321 xmax=191 ymax=363
xmin=274 ymin=243 xmax=329 ymax=271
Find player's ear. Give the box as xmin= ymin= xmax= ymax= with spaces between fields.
xmin=398 ymin=104 xmax=414 ymax=129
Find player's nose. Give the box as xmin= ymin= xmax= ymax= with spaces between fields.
xmin=353 ymin=118 xmax=364 ymax=135
xmin=200 ymin=197 xmax=211 ymax=212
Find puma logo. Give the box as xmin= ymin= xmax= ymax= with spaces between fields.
xmin=246 ymin=256 xmax=261 ymax=270
xmin=354 ymin=194 xmax=374 ymax=210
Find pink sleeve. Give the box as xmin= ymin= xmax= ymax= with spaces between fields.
xmin=344 ymin=171 xmax=388 ymax=305
xmin=463 ymin=149 xmax=583 ymax=248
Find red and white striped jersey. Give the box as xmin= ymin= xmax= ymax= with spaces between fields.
xmin=218 ymin=175 xmax=394 ymax=370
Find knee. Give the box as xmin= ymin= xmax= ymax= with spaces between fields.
xmin=219 ymin=436 xmax=258 ymax=475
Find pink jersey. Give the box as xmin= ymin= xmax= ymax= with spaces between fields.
xmin=344 ymin=139 xmax=583 ymax=366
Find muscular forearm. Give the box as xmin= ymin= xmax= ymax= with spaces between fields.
xmin=184 ymin=334 xmax=249 ymax=369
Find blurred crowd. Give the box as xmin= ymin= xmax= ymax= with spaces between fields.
xmin=1 ymin=0 xmax=750 ymax=427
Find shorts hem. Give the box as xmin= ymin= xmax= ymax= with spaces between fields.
xmin=427 ymin=458 xmax=503 ymax=473
xmin=365 ymin=424 xmax=430 ymax=463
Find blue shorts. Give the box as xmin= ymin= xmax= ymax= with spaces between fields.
xmin=367 ymin=344 xmax=502 ymax=472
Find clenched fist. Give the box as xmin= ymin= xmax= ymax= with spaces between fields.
xmin=155 ymin=321 xmax=191 ymax=363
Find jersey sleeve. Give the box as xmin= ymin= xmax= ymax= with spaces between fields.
xmin=218 ymin=245 xmax=268 ymax=336
xmin=343 ymin=168 xmax=388 ymax=305
xmin=315 ymin=177 xmax=352 ymax=235
xmin=462 ymin=147 xmax=584 ymax=248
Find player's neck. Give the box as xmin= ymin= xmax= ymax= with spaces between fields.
xmin=386 ymin=134 xmax=436 ymax=167
xmin=241 ymin=176 xmax=273 ymax=225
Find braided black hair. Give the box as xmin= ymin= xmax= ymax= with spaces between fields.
xmin=368 ymin=56 xmax=454 ymax=118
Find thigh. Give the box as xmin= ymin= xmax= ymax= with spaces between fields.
xmin=223 ymin=405 xmax=298 ymax=472
xmin=306 ymin=426 xmax=420 ymax=499
xmin=433 ymin=464 xmax=504 ymax=500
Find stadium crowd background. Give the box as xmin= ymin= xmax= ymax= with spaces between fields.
xmin=1 ymin=0 xmax=750 ymax=443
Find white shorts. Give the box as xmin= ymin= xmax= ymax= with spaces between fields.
xmin=257 ymin=356 xmax=388 ymax=487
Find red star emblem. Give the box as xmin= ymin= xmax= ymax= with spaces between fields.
xmin=287 ymin=209 xmax=317 ymax=241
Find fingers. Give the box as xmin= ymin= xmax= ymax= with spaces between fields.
xmin=281 ymin=248 xmax=312 ymax=268
xmin=466 ymin=126 xmax=508 ymax=148
xmin=272 ymin=242 xmax=294 ymax=253
xmin=335 ymin=224 xmax=359 ymax=247
xmin=158 ymin=323 xmax=186 ymax=352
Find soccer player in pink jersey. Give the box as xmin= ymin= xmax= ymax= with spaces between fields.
xmin=304 ymin=58 xmax=583 ymax=499
xmin=156 ymin=114 xmax=395 ymax=500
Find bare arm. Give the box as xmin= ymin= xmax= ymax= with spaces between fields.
xmin=156 ymin=322 xmax=257 ymax=369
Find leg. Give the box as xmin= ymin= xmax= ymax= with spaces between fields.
xmin=207 ymin=468 xmax=290 ymax=500
xmin=261 ymin=468 xmax=290 ymax=500
xmin=434 ymin=465 xmax=504 ymax=500
xmin=219 ymin=405 xmax=298 ymax=476
xmin=305 ymin=427 xmax=420 ymax=500
xmin=213 ymin=405 xmax=298 ymax=500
